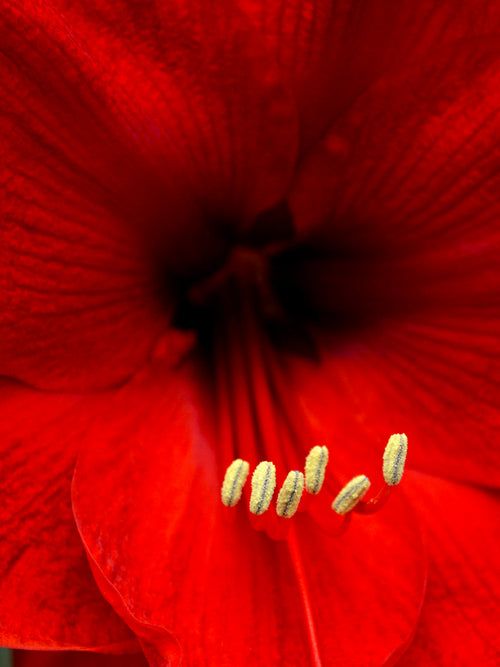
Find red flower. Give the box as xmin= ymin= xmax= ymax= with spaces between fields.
xmin=1 ymin=1 xmax=499 ymax=666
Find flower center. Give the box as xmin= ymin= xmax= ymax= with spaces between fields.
xmin=181 ymin=245 xmax=408 ymax=540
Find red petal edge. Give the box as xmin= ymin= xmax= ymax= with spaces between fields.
xmin=0 ymin=380 xmax=139 ymax=652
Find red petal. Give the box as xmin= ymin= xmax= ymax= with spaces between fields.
xmin=238 ymin=0 xmax=500 ymax=153
xmin=398 ymin=472 xmax=500 ymax=665
xmin=0 ymin=381 xmax=139 ymax=651
xmin=13 ymin=651 xmax=148 ymax=667
xmin=72 ymin=359 xmax=425 ymax=666
xmin=0 ymin=4 xmax=174 ymax=391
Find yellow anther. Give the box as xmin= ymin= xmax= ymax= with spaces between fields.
xmin=250 ymin=461 xmax=276 ymax=515
xmin=332 ymin=475 xmax=371 ymax=515
xmin=304 ymin=445 xmax=329 ymax=494
xmin=221 ymin=459 xmax=250 ymax=507
xmin=276 ymin=471 xmax=304 ymax=518
xmin=383 ymin=433 xmax=408 ymax=486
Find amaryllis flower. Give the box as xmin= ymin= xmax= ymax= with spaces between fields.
xmin=1 ymin=0 xmax=499 ymax=666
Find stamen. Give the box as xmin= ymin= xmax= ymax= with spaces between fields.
xmin=250 ymin=461 xmax=276 ymax=515
xmin=221 ymin=459 xmax=250 ymax=507
xmin=383 ymin=433 xmax=408 ymax=486
xmin=304 ymin=446 xmax=329 ymax=494
xmin=276 ymin=471 xmax=304 ymax=518
xmin=332 ymin=475 xmax=371 ymax=515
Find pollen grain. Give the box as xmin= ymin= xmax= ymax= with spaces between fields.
xmin=383 ymin=433 xmax=408 ymax=486
xmin=276 ymin=470 xmax=304 ymax=518
xmin=304 ymin=445 xmax=329 ymax=494
xmin=250 ymin=461 xmax=276 ymax=515
xmin=332 ymin=475 xmax=371 ymax=515
xmin=221 ymin=459 xmax=250 ymax=507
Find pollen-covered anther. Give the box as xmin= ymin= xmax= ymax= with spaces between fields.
xmin=276 ymin=471 xmax=304 ymax=518
xmin=332 ymin=475 xmax=371 ymax=515
xmin=250 ymin=461 xmax=276 ymax=515
xmin=221 ymin=459 xmax=250 ymax=507
xmin=383 ymin=433 xmax=408 ymax=486
xmin=304 ymin=445 xmax=329 ymax=494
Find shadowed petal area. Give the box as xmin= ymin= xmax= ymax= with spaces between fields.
xmin=72 ymin=358 xmax=425 ymax=666
xmin=0 ymin=3 xmax=175 ymax=392
xmin=14 ymin=651 xmax=148 ymax=667
xmin=290 ymin=36 xmax=500 ymax=257
xmin=398 ymin=472 xmax=500 ymax=665
xmin=237 ymin=0 xmax=500 ymax=152
xmin=0 ymin=381 xmax=139 ymax=651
